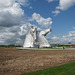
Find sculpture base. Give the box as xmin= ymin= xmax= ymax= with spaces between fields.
xmin=40 ymin=44 xmax=51 ymax=48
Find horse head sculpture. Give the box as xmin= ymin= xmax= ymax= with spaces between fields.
xmin=39 ymin=28 xmax=51 ymax=47
xmin=23 ymin=26 xmax=37 ymax=47
xmin=30 ymin=26 xmax=37 ymax=44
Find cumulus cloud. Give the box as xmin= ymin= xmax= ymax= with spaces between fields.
xmin=52 ymin=10 xmax=60 ymax=16
xmin=0 ymin=0 xmax=30 ymax=27
xmin=0 ymin=0 xmax=14 ymax=9
xmin=16 ymin=0 xmax=29 ymax=6
xmin=0 ymin=21 xmax=41 ymax=45
xmin=0 ymin=1 xmax=46 ymax=45
xmin=61 ymin=31 xmax=75 ymax=44
xmin=49 ymin=31 xmax=75 ymax=44
xmin=0 ymin=26 xmax=17 ymax=45
xmin=0 ymin=0 xmax=31 ymax=45
xmin=29 ymin=6 xmax=32 ymax=9
xmin=48 ymin=35 xmax=60 ymax=44
xmin=69 ymin=31 xmax=75 ymax=36
xmin=56 ymin=0 xmax=75 ymax=10
xmin=52 ymin=0 xmax=75 ymax=16
xmin=47 ymin=0 xmax=58 ymax=3
xmin=51 ymin=35 xmax=59 ymax=40
xmin=73 ymin=27 xmax=75 ymax=29
xmin=30 ymin=12 xmax=52 ymax=28
xmin=0 ymin=23 xmax=31 ymax=45
xmin=47 ymin=0 xmax=55 ymax=2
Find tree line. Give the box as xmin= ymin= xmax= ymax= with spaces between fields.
xmin=0 ymin=44 xmax=22 ymax=48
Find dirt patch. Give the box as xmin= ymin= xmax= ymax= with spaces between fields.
xmin=0 ymin=47 xmax=75 ymax=75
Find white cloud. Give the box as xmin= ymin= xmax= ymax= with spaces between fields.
xmin=0 ymin=21 xmax=41 ymax=45
xmin=51 ymin=35 xmax=59 ymax=40
xmin=0 ymin=24 xmax=31 ymax=45
xmin=0 ymin=0 xmax=30 ymax=27
xmin=72 ymin=27 xmax=75 ymax=29
xmin=0 ymin=0 xmax=45 ymax=45
xmin=52 ymin=0 xmax=75 ymax=16
xmin=0 ymin=0 xmax=31 ymax=45
xmin=0 ymin=0 xmax=14 ymax=9
xmin=30 ymin=12 xmax=52 ymax=28
xmin=56 ymin=0 xmax=75 ymax=10
xmin=48 ymin=0 xmax=54 ymax=2
xmin=69 ymin=31 xmax=75 ymax=36
xmin=52 ymin=10 xmax=60 ymax=16
xmin=0 ymin=27 xmax=16 ymax=44
xmin=62 ymin=31 xmax=75 ymax=43
xmin=47 ymin=0 xmax=58 ymax=3
xmin=49 ymin=35 xmax=60 ymax=44
xmin=49 ymin=31 xmax=75 ymax=44
xmin=29 ymin=6 xmax=32 ymax=9
xmin=16 ymin=0 xmax=29 ymax=6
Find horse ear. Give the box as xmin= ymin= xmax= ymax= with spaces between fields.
xmin=35 ymin=27 xmax=37 ymax=30
xmin=50 ymin=29 xmax=52 ymax=32
xmin=31 ymin=26 xmax=34 ymax=28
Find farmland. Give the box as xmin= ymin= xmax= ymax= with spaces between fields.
xmin=0 ymin=47 xmax=75 ymax=75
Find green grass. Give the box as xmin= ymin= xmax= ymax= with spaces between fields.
xmin=21 ymin=62 xmax=75 ymax=75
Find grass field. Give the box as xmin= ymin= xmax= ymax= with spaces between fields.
xmin=21 ymin=62 xmax=75 ymax=75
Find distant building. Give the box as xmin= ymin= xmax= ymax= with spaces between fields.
xmin=68 ymin=42 xmax=71 ymax=44
xmin=59 ymin=44 xmax=75 ymax=48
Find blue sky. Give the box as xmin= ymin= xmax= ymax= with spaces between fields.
xmin=0 ymin=0 xmax=75 ymax=45
xmin=23 ymin=0 xmax=75 ymax=35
